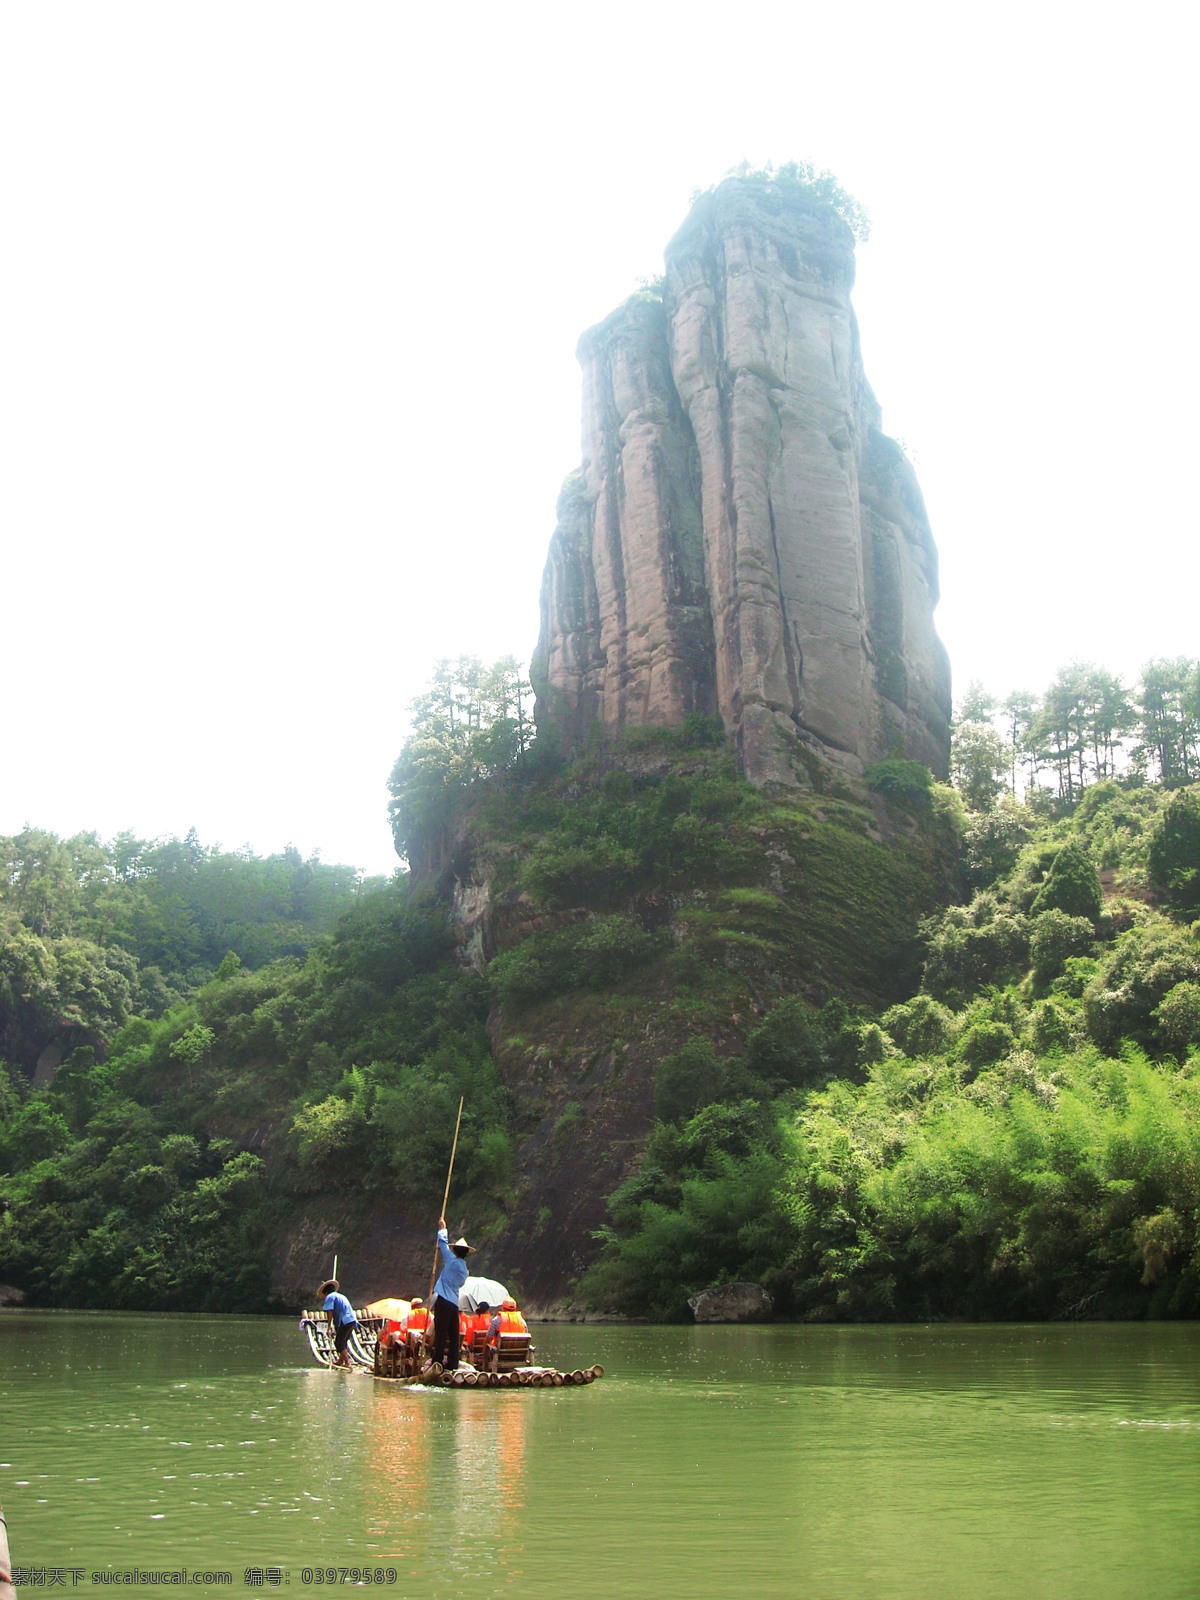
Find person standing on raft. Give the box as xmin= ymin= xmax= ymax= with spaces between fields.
xmin=318 ymin=1278 xmax=358 ymax=1369
xmin=430 ymin=1215 xmax=475 ymax=1371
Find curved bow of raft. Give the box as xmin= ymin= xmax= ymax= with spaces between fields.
xmin=299 ymin=1302 xmax=604 ymax=1389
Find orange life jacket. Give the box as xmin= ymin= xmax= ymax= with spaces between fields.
xmin=499 ymin=1309 xmax=528 ymax=1336
xmin=406 ymin=1306 xmax=429 ymax=1335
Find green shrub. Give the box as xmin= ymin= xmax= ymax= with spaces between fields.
xmin=581 ymin=1098 xmax=787 ymax=1319
xmin=169 ymin=1024 xmax=215 ymax=1067
xmin=290 ymin=1093 xmax=369 ymax=1181
xmin=1133 ymin=1209 xmax=1185 ymax=1286
xmin=373 ymin=1052 xmax=510 ymax=1204
xmin=109 ymin=1017 xmax=153 ymax=1055
xmin=1030 ymin=909 xmax=1096 ymax=989
xmin=577 ymin=915 xmax=658 ymax=987
xmin=1032 ymin=998 xmax=1075 ymax=1053
xmin=1148 ymin=787 xmax=1200 ymax=909
xmin=1084 ymin=921 xmax=1200 ymax=1050
xmin=1071 ymin=782 xmax=1158 ymax=877
xmin=743 ymin=995 xmax=886 ymax=1086
xmin=958 ymin=1020 xmax=1019 ymax=1068
xmin=655 ymin=1039 xmax=774 ymax=1124
xmin=489 ymin=915 xmax=659 ymax=1007
xmin=509 ymin=754 xmax=750 ymax=911
xmin=1007 ymin=841 xmax=1070 ymax=914
xmin=849 ymin=1022 xmax=894 ymax=1070
xmin=1155 ymin=981 xmax=1200 ymax=1057
xmin=866 ymin=760 xmax=933 ymax=808
xmin=552 ymin=1100 xmax=586 ymax=1144
xmin=781 ymin=1043 xmax=1200 ymax=1320
xmin=0 ymin=1097 xmax=71 ymax=1170
xmin=0 ymin=1062 xmax=19 ymax=1121
xmin=745 ymin=997 xmax=830 ymax=1087
xmin=0 ymin=1099 xmax=272 ymax=1311
xmin=961 ymin=801 xmax=1035 ymax=891
xmin=483 ymin=937 xmax=565 ymax=1005
xmin=881 ymin=994 xmax=955 ymax=1057
xmin=921 ymin=895 xmax=1031 ymax=1004
xmin=1030 ymin=841 xmax=1103 ymax=922
xmin=655 ymin=1039 xmax=731 ymax=1123
xmin=1049 ymin=957 xmax=1099 ymax=1000
xmin=523 ymin=838 xmax=639 ymax=907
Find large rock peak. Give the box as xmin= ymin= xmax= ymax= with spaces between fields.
xmin=533 ymin=176 xmax=951 ymax=782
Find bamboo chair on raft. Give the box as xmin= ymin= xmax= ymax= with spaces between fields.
xmin=461 ymin=1326 xmax=535 ymax=1373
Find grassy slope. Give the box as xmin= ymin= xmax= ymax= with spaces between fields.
xmin=444 ymin=732 xmax=960 ymax=1304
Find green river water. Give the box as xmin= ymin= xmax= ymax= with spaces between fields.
xmin=1 ymin=1312 xmax=1197 ymax=1597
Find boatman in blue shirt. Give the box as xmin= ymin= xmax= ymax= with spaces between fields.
xmin=318 ymin=1278 xmax=358 ymax=1369
xmin=430 ymin=1215 xmax=476 ymax=1371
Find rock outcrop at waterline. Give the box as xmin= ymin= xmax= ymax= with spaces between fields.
xmin=688 ymin=1281 xmax=774 ymax=1323
xmin=533 ymin=176 xmax=951 ymax=783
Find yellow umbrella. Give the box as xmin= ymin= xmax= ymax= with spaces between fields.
xmin=365 ymin=1297 xmax=411 ymax=1320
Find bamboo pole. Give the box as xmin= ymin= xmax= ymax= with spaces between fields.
xmin=417 ymin=1096 xmax=464 ymax=1364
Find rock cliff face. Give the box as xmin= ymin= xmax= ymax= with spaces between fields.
xmin=533 ymin=177 xmax=951 ymax=782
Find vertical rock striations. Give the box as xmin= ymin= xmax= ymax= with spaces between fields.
xmin=536 ymin=297 xmax=716 ymax=746
xmin=533 ymin=176 xmax=951 ymax=781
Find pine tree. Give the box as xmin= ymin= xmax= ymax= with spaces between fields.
xmin=1031 ymin=840 xmax=1103 ymax=921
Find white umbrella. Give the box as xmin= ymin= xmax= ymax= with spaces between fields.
xmin=459 ymin=1275 xmax=510 ymax=1312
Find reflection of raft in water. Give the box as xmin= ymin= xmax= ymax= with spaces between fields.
xmin=299 ymin=1276 xmax=604 ymax=1389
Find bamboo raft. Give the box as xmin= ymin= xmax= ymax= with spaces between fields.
xmin=388 ymin=1359 xmax=604 ymax=1388
xmin=302 ymin=1107 xmax=604 ymax=1390
xmin=299 ymin=1306 xmax=604 ymax=1388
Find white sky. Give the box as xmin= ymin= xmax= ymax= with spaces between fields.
xmin=2 ymin=3 xmax=1197 ymax=876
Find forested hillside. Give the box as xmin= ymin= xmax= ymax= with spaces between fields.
xmin=0 ymin=829 xmax=380 ymax=1071
xmin=0 ymin=832 xmax=387 ymax=1309
xmin=1 ymin=653 xmax=1197 ymax=1319
xmin=583 ymin=777 xmax=1200 ymax=1318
